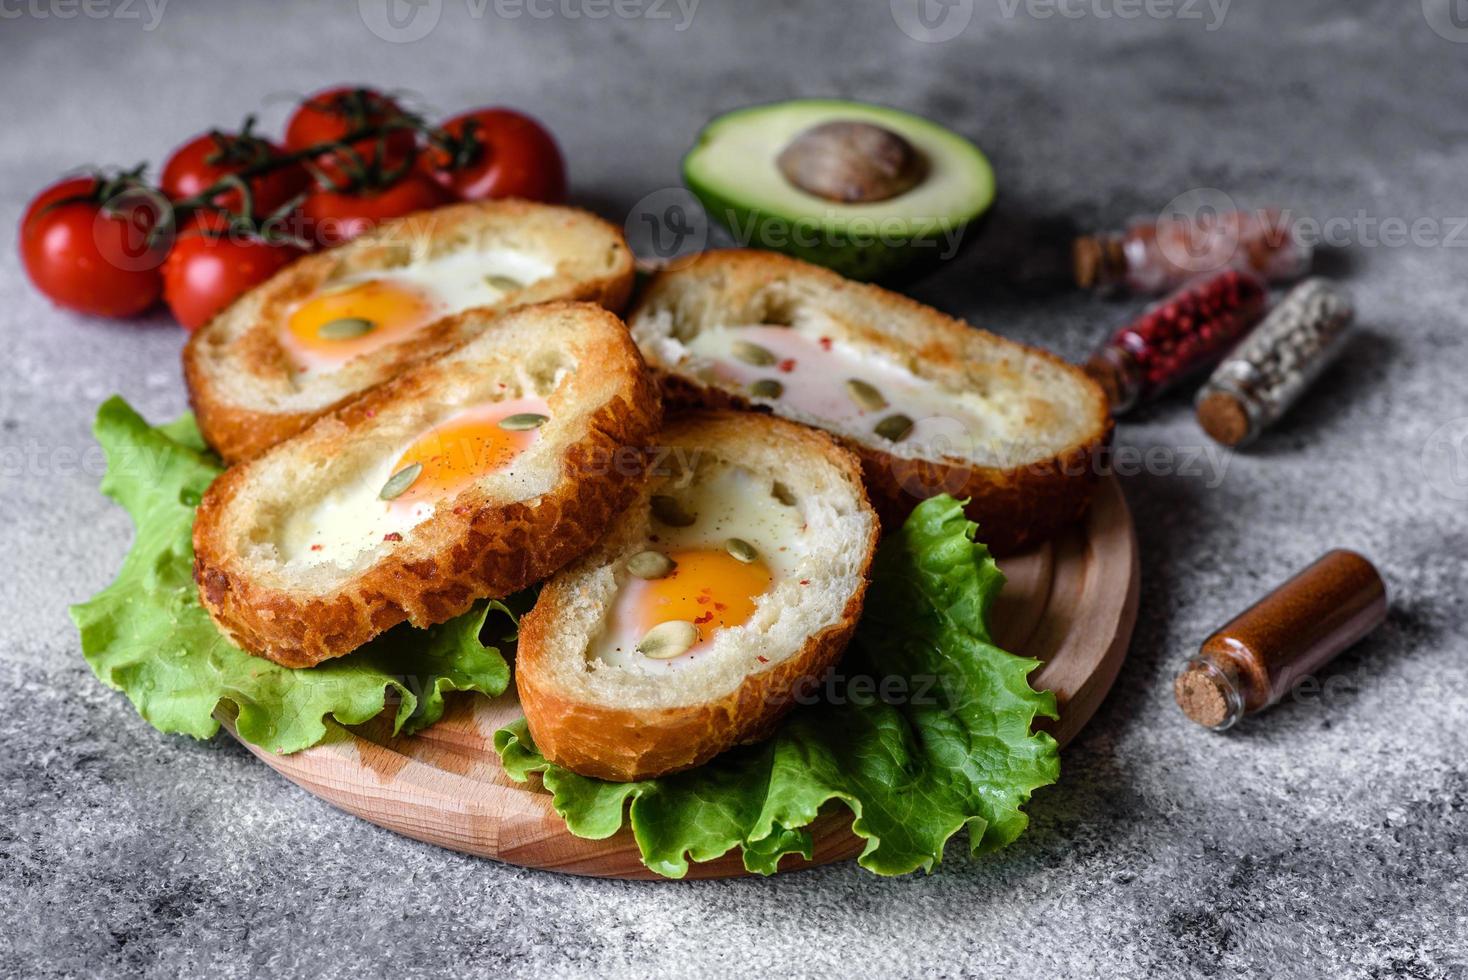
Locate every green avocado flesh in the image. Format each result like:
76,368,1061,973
683,99,996,281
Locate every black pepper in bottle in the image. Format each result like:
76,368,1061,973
1195,278,1355,448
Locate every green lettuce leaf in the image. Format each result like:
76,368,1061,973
70,397,513,756
495,495,1060,877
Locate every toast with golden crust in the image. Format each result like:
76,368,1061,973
193,302,661,668
627,250,1112,554
184,200,635,462
516,411,878,782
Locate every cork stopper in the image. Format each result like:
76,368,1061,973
1197,390,1252,447
1174,656,1245,730
1073,235,1126,291
1083,346,1140,415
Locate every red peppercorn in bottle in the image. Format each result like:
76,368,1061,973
1084,268,1268,414
1074,208,1311,297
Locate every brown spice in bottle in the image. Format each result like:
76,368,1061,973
1175,550,1388,729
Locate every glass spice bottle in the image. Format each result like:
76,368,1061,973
1195,278,1355,448
1084,267,1269,414
1074,208,1312,297
1174,550,1388,731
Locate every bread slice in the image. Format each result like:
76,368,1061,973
184,200,635,462
627,250,1112,554
193,302,661,668
515,411,879,781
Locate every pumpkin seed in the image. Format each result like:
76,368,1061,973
844,378,888,412
378,462,423,500
731,339,777,367
484,274,521,291
650,494,696,527
874,413,914,442
498,413,549,431
770,481,797,507
749,378,784,399
318,316,376,340
637,620,699,659
627,551,676,580
725,538,758,563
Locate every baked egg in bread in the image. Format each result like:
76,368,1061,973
278,249,556,374
628,249,1112,554
515,411,879,782
184,200,635,462
193,302,661,669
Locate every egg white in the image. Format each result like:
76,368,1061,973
685,323,997,456
384,247,556,315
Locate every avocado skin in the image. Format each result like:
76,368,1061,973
687,176,981,282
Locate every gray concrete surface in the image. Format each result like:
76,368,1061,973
2,1,1466,977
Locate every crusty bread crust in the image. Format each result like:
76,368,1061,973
193,303,662,668
184,200,635,462
628,249,1113,555
515,411,879,782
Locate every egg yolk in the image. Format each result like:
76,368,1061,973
387,403,544,506
636,549,773,637
284,279,439,369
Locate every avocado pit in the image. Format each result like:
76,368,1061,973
776,120,927,204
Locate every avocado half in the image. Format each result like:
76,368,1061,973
683,99,995,281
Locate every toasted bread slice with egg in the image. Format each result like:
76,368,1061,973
193,302,661,668
515,411,878,782
628,250,1112,554
184,200,634,462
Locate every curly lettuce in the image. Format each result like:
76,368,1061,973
70,397,513,755
496,495,1060,877
73,398,1059,876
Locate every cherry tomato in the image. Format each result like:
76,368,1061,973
20,177,168,317
301,173,452,249
420,108,566,203
162,216,301,331
286,86,417,187
161,129,307,218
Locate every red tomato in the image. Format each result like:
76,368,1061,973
301,173,452,248
162,218,301,330
286,86,417,187
161,130,307,218
420,108,566,203
19,177,168,317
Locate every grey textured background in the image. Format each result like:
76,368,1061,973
2,1,1466,977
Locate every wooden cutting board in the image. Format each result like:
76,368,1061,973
229,476,1139,880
